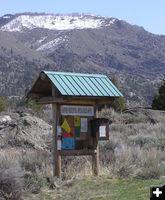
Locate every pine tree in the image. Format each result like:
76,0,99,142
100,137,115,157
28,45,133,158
111,76,125,112
0,96,6,112
152,80,165,110
17,96,43,113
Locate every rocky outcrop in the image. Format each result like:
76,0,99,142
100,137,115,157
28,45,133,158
0,111,52,149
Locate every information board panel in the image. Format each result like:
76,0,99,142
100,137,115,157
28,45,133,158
61,105,94,116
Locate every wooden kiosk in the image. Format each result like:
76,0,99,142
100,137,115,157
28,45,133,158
27,71,123,177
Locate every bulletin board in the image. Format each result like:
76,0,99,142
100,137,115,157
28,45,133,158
59,105,94,150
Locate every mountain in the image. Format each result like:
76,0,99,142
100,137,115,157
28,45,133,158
0,13,117,31
0,13,165,106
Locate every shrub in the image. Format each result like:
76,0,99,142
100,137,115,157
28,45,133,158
111,146,136,178
62,156,92,179
24,173,47,194
0,150,20,170
0,168,23,200
99,139,121,166
136,161,162,179
20,150,51,173
20,150,51,194
128,134,158,149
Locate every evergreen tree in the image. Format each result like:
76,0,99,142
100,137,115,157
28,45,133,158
110,76,125,112
152,80,165,110
17,96,43,113
0,96,6,112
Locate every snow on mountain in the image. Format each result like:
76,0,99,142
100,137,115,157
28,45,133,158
37,36,68,51
36,36,47,45
1,14,116,32
2,15,11,19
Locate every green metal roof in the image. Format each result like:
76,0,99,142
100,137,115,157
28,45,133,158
43,71,123,97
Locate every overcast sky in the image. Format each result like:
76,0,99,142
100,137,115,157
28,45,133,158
0,0,165,35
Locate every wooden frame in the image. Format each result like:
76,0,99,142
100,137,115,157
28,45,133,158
51,87,100,177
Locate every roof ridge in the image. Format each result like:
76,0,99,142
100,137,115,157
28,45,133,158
42,71,106,78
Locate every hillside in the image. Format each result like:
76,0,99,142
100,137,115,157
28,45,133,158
0,13,165,105
0,30,58,96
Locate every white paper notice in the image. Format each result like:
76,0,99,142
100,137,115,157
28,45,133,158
57,126,62,136
57,140,61,150
99,126,106,137
81,118,88,132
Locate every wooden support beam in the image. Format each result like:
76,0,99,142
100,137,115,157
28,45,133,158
38,96,65,104
65,99,96,105
52,87,61,177
92,107,99,176
36,95,114,105
60,149,96,156
96,98,113,105
37,96,97,105
92,147,99,176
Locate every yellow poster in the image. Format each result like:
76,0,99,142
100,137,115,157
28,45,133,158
74,116,80,127
61,118,71,133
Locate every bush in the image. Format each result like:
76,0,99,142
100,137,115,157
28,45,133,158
99,139,120,166
111,146,136,178
128,134,158,149
0,168,23,200
19,150,51,194
24,173,47,194
136,162,162,179
20,150,51,173
62,156,92,179
0,150,20,170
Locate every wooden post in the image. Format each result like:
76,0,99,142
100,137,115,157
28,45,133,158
92,106,99,176
52,87,61,177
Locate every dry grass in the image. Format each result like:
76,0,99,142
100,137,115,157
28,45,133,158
99,108,165,179
0,168,23,200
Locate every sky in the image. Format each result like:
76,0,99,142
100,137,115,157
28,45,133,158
0,0,165,35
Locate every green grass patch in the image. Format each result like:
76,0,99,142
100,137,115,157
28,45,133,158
27,177,165,200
